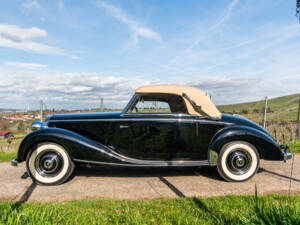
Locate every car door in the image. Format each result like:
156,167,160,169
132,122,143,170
174,118,227,160
107,115,176,160
106,94,179,160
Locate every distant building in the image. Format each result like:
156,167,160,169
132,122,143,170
1,114,38,121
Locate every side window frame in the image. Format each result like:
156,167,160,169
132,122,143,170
123,93,189,116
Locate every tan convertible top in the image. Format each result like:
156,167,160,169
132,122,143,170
136,84,221,119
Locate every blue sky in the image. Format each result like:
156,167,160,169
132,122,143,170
0,0,299,110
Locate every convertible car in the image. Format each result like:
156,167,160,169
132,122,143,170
12,85,291,185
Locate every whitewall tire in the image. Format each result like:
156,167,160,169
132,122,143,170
216,141,259,182
26,142,75,185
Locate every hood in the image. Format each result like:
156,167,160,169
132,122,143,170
221,113,270,136
46,111,122,121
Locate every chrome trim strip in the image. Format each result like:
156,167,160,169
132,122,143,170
11,159,18,167
123,113,192,117
121,93,137,116
49,118,232,125
73,159,210,167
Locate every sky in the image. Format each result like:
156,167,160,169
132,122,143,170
0,0,299,110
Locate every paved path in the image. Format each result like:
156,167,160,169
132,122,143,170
0,156,299,202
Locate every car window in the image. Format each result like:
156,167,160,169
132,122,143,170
133,100,171,113
127,93,188,114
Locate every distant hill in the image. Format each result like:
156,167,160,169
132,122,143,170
217,93,300,123
0,109,17,112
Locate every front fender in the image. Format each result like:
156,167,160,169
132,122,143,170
17,128,117,163
209,125,284,160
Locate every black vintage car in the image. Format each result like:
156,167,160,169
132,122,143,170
12,85,291,185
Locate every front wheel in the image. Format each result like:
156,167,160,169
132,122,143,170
216,141,260,182
26,142,75,185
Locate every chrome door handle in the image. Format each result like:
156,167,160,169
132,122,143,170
120,125,129,129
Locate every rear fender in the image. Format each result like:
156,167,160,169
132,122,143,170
209,125,284,161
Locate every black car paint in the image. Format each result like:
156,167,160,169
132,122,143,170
16,109,285,166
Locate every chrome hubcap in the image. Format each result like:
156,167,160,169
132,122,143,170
227,150,251,175
234,155,246,168
35,151,63,177
43,159,54,169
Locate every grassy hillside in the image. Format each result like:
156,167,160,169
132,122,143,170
217,93,300,124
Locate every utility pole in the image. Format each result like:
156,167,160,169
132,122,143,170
100,98,104,112
40,99,43,122
263,96,268,128
297,97,300,140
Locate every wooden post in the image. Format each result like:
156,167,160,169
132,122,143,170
100,98,104,112
40,99,43,122
274,128,277,142
296,97,300,140
263,96,268,128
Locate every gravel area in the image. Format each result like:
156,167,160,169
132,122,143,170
0,155,299,202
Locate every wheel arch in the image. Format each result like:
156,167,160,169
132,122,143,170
19,139,69,163
209,125,284,161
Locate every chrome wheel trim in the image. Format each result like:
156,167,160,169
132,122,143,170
34,150,64,178
226,150,252,175
221,143,258,181
28,143,70,184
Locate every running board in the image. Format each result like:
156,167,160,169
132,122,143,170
73,159,210,167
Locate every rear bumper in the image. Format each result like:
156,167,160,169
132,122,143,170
280,145,292,161
282,151,292,161
11,158,19,167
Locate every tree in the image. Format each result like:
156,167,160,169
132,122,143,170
0,119,10,131
17,121,25,132
297,0,300,21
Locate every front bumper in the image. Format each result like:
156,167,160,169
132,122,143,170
11,158,19,167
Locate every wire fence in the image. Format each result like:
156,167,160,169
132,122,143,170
0,138,22,153
267,122,298,144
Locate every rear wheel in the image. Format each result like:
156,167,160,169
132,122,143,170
26,142,74,185
216,141,259,182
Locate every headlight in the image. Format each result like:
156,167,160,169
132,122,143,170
32,121,48,130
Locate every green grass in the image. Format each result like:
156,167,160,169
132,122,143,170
217,93,300,123
0,195,299,224
218,93,300,114
290,140,300,154
0,152,17,162
0,138,22,155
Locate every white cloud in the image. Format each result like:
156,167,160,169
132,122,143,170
1,67,297,109
152,0,240,76
22,1,42,10
21,1,42,14
0,70,151,109
57,0,64,10
210,0,240,31
0,24,74,57
186,77,262,104
96,1,161,45
0,36,64,55
0,24,47,42
6,61,47,70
